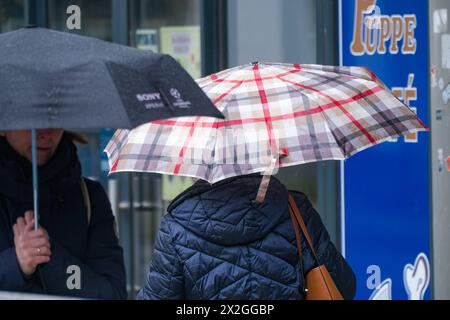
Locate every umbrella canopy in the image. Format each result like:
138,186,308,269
105,62,428,184
0,26,224,131
0,26,224,229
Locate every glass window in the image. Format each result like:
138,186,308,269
129,0,203,209
46,1,113,182
0,0,24,33
227,0,339,241
130,0,202,78
127,0,203,297
48,0,112,41
276,164,319,205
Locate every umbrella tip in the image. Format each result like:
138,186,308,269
251,61,259,66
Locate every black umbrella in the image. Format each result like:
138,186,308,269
0,26,224,229
0,26,224,131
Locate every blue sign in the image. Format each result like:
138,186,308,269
339,0,430,300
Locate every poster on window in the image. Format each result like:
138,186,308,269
160,26,202,79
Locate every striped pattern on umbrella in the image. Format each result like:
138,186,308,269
105,63,428,183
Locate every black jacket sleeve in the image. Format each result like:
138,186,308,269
0,247,32,292
290,191,356,300
40,181,127,299
0,203,35,293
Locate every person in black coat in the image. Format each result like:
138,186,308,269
0,129,126,299
138,174,356,300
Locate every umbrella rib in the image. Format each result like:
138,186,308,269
208,67,302,84
208,79,245,181
171,71,246,179
252,64,277,157
106,129,128,172
297,66,371,82
275,74,378,145
328,75,409,137
211,79,245,105
172,117,200,176
149,87,384,130
171,79,245,178
292,70,408,139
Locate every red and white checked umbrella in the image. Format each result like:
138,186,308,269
105,63,428,186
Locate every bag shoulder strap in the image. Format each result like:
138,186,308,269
288,200,303,261
288,194,321,266
288,197,307,294
80,178,91,226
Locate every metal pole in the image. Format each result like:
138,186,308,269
24,0,36,26
112,0,129,45
128,173,135,298
201,0,228,76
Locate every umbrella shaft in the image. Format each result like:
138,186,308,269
32,129,39,230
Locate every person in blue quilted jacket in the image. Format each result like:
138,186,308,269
137,173,356,300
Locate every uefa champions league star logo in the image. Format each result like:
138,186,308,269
170,88,182,100
169,88,192,109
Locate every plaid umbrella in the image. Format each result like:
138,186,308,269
105,62,428,187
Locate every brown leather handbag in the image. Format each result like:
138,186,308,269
288,195,343,300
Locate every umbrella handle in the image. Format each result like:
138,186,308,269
31,129,39,230
254,174,272,204
253,151,289,204
253,157,278,204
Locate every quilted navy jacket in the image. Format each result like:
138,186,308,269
138,174,356,300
